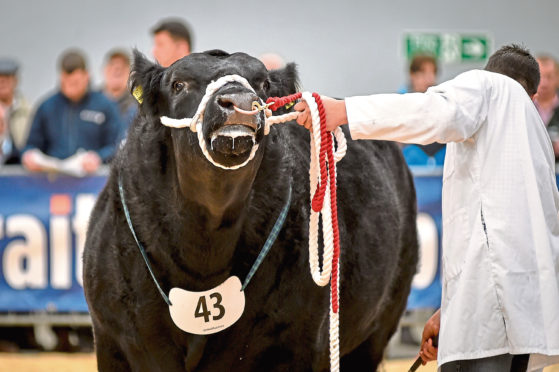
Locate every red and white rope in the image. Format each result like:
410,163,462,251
304,92,340,372
266,92,346,372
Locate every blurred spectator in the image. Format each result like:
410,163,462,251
151,18,193,67
399,54,438,94
101,48,136,134
400,55,445,167
259,52,286,70
0,105,6,163
22,49,122,174
0,57,31,164
535,54,559,160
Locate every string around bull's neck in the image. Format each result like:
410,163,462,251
117,173,292,306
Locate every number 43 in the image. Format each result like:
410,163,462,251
195,293,225,323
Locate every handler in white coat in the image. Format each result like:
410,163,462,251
295,44,559,371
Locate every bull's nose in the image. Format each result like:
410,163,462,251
215,91,261,130
217,92,259,112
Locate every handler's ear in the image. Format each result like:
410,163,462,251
268,63,300,98
129,49,165,112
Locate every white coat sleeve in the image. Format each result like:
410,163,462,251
346,70,490,145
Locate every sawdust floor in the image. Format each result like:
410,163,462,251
0,353,557,372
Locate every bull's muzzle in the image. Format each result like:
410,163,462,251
209,90,263,157
216,92,260,131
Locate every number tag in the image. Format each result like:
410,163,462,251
168,276,245,335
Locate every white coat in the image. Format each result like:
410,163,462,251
345,70,559,370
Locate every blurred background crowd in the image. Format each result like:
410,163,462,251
2,0,559,174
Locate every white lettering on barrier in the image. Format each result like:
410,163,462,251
412,212,439,290
73,194,96,287
2,215,48,289
50,215,71,289
0,193,96,290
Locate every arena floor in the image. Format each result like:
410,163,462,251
0,353,557,372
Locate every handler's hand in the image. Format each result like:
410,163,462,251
419,309,440,365
294,97,348,132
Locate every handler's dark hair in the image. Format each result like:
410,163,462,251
485,44,540,96
152,18,193,50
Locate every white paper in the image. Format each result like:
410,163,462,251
28,149,87,177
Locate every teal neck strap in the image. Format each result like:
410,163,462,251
118,174,292,305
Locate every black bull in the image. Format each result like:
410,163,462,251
83,49,419,371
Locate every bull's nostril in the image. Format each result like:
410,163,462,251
218,98,234,110
217,92,259,111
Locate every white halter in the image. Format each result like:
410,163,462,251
159,74,346,171
160,75,262,170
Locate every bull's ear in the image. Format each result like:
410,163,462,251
268,63,299,97
129,49,164,110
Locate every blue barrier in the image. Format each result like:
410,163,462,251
1,165,553,313
407,167,443,310
0,167,106,312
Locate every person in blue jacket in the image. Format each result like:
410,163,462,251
22,49,122,174
399,54,446,167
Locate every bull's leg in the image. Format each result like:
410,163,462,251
340,335,383,371
341,300,408,371
93,328,132,372
341,296,411,371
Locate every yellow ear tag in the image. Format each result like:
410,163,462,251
133,86,144,104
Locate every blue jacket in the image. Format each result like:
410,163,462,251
25,91,123,161
402,143,446,167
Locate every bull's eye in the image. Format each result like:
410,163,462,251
262,79,270,92
172,81,186,93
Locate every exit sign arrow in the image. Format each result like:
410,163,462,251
461,37,488,61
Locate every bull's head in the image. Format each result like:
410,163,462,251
128,50,298,217
130,50,298,169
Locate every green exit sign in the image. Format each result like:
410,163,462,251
405,32,491,63
461,36,489,61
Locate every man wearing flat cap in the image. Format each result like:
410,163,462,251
0,57,31,164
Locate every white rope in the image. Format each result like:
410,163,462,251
160,75,256,131
158,76,346,371
264,111,298,135
329,270,340,372
159,116,193,128
160,75,261,170
300,92,342,372
302,92,332,286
